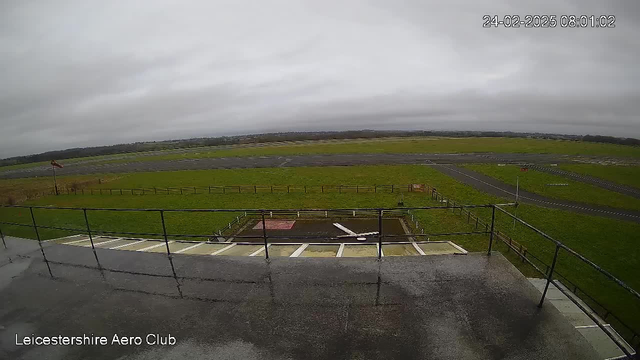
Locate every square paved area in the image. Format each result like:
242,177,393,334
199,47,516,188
0,237,599,360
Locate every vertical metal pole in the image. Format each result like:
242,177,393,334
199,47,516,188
83,209,103,271
208,186,211,194
261,211,269,259
254,186,257,193
160,210,182,297
52,165,59,195
377,209,383,259
539,245,561,307
0,226,7,249
29,207,53,277
487,206,496,255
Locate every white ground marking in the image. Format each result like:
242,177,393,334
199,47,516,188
249,244,270,256
211,243,236,255
138,241,172,252
44,234,84,243
448,241,468,254
333,223,356,235
336,244,345,257
175,242,205,254
110,240,146,249
63,237,93,245
412,243,426,256
290,244,309,257
86,238,123,247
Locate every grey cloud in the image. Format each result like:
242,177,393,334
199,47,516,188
0,0,639,158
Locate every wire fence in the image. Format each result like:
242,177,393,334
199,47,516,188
50,184,433,196
1,193,638,355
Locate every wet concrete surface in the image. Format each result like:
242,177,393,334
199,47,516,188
0,153,610,179
432,164,640,223
0,237,600,359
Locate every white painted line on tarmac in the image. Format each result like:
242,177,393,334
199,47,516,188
412,242,426,256
336,243,345,257
175,242,204,253
575,324,610,329
44,234,84,243
63,237,92,245
211,243,236,255
87,238,123,247
249,244,270,256
448,241,468,254
290,244,309,257
138,241,172,252
110,240,145,249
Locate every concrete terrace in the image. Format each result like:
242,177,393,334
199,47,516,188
0,237,600,360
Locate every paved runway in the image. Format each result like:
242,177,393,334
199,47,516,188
432,164,640,223
0,152,616,179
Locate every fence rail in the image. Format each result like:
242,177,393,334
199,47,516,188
1,201,638,355
48,184,434,196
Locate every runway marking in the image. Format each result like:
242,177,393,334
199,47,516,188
249,245,270,256
63,237,92,245
110,240,146,249
211,243,236,255
138,241,172,252
87,238,123,247
175,242,205,253
336,243,345,257
290,244,309,257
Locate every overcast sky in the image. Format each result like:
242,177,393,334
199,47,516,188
1,0,639,158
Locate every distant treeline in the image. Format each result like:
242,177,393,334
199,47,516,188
1,130,638,167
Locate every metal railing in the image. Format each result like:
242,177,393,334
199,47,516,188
50,184,433,196
0,203,638,357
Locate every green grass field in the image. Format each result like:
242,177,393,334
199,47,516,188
5,137,633,170
559,164,640,189
462,164,640,211
1,164,639,340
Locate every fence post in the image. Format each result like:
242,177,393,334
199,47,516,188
261,211,269,259
29,207,53,278
391,184,394,193
304,185,307,193
155,187,157,194
487,206,496,255
208,186,211,194
322,185,324,193
377,209,383,259
254,186,257,194
0,226,6,249
194,186,196,194
538,244,561,308
160,210,182,297
83,209,103,271
287,185,290,193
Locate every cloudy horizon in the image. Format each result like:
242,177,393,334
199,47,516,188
1,0,639,158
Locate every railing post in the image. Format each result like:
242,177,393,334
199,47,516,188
160,210,182,297
29,207,53,278
539,244,561,308
83,209,103,271
0,225,7,249
377,209,383,259
261,211,269,259
487,205,496,255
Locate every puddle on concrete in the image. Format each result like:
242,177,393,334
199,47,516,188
382,244,419,256
300,245,340,257
341,244,378,257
